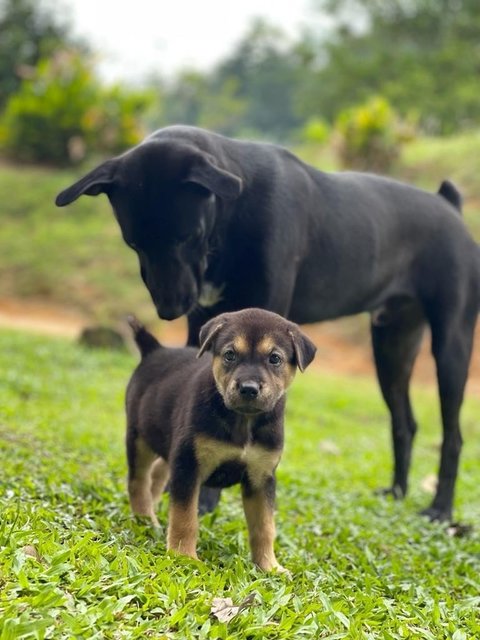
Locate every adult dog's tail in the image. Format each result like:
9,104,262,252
438,180,462,213
127,315,161,358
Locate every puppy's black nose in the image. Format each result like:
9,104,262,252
239,381,259,399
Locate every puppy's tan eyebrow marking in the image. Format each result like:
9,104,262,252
257,336,276,355
233,335,249,353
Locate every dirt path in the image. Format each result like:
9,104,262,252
1,297,478,394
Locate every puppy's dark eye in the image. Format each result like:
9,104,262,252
223,349,236,363
269,353,283,366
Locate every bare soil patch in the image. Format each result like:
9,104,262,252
1,296,478,394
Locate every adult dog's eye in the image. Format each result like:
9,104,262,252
175,235,189,246
223,349,236,363
269,353,283,366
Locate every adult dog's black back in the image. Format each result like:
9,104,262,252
56,125,480,522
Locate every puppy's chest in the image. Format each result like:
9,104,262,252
194,434,281,490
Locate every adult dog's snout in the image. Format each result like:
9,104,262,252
141,270,197,320
139,257,199,321
153,294,195,321
155,304,186,321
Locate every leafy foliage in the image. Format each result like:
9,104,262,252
153,1,480,140
300,118,330,145
0,51,153,165
160,71,247,136
306,0,480,134
2,1,480,158
0,0,84,109
334,96,412,172
160,20,306,140
212,20,305,139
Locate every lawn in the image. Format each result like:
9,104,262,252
1,329,479,639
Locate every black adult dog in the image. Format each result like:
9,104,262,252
56,125,480,522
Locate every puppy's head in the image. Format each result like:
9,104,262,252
198,309,316,415
55,130,243,321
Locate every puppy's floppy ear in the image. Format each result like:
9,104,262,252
197,318,226,358
184,154,242,200
288,327,316,372
55,159,117,206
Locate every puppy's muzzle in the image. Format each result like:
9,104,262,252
224,378,275,415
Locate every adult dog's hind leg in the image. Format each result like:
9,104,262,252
371,303,425,499
423,305,477,521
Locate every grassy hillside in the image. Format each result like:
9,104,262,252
1,329,479,638
0,131,479,324
0,163,154,323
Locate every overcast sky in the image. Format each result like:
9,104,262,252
60,0,320,83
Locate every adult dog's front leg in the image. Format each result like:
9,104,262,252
167,447,201,559
242,475,284,572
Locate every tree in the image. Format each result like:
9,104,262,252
0,0,85,108
0,51,152,165
212,19,305,139
300,0,480,133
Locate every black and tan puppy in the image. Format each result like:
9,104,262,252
125,308,316,571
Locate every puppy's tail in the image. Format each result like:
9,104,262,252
127,315,161,358
438,180,462,214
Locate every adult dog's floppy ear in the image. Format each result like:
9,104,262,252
288,327,317,373
197,318,226,358
185,154,242,200
55,159,117,206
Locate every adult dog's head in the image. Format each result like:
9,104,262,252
56,133,243,320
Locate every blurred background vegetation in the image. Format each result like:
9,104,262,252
0,0,479,325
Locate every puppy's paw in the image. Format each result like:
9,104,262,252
254,557,290,576
167,547,201,562
132,511,162,533
272,564,292,578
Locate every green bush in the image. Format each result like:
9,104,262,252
299,116,330,144
0,51,153,165
334,96,414,173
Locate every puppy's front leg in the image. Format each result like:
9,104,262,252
167,446,201,560
242,475,284,572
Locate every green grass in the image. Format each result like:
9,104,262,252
398,131,480,237
1,130,479,324
0,163,154,323
1,329,479,639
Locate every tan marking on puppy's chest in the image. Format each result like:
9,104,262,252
194,434,281,489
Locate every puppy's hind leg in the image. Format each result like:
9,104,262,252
167,446,201,559
126,433,160,528
150,457,170,507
